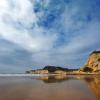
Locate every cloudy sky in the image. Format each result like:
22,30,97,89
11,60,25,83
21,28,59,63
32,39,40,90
0,0,100,73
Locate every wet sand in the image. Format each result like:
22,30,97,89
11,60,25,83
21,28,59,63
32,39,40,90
0,75,100,100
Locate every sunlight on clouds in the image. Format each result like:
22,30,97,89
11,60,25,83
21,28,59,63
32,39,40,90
0,0,57,52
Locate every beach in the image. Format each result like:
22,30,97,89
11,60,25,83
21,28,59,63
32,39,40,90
0,74,100,100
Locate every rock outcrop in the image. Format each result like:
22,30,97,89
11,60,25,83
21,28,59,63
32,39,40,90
43,66,69,73
83,51,100,72
26,66,70,74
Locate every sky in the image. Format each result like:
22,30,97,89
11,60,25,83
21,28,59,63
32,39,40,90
0,0,100,73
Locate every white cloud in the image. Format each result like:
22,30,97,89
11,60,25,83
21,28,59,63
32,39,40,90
55,21,100,57
0,0,57,52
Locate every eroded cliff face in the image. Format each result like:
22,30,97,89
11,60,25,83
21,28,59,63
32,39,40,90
84,51,100,72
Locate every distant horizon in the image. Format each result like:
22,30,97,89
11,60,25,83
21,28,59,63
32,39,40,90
0,65,80,74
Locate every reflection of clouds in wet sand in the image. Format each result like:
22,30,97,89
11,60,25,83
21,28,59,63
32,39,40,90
0,76,99,100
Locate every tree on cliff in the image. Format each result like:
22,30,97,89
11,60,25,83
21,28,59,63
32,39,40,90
43,66,69,72
83,67,93,72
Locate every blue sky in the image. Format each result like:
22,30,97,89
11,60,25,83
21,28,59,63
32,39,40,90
0,0,100,73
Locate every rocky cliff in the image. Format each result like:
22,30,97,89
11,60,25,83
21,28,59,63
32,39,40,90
83,51,100,72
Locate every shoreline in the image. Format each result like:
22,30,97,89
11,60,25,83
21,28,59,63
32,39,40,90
0,73,100,77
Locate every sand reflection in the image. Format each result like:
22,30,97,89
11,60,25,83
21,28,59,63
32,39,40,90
0,75,100,100
84,76,100,100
